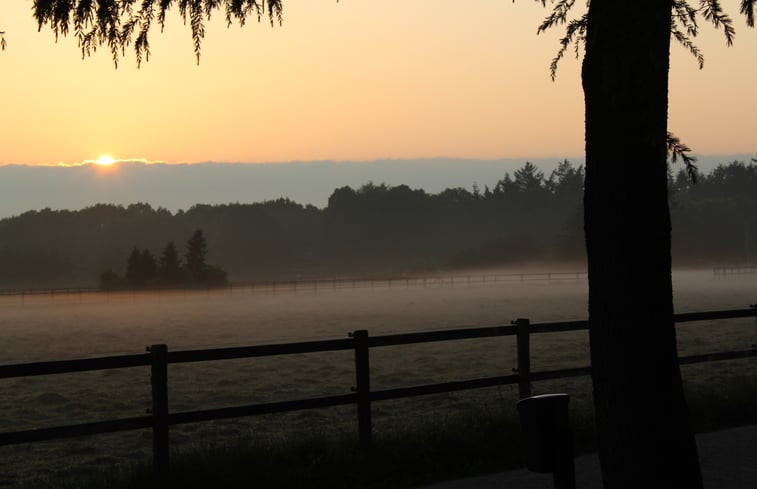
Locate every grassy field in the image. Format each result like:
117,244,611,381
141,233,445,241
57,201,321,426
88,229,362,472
0,269,755,487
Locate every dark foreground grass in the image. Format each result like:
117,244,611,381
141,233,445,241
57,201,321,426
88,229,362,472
14,374,757,489
14,399,597,489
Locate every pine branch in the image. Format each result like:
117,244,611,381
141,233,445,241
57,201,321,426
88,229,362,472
32,0,283,67
158,0,172,30
548,15,587,81
667,132,699,183
537,0,576,34
533,0,754,83
534,0,585,81
700,0,736,45
672,25,704,68
132,1,156,67
741,0,756,27
673,1,699,37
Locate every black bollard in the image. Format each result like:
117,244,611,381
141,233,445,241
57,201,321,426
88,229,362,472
516,393,575,489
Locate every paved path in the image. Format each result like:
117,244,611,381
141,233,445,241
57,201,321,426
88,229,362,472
420,425,757,489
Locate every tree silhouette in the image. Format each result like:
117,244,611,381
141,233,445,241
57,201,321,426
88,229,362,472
534,1,754,486
512,161,545,195
126,246,157,286
103,234,227,289
185,229,209,283
30,0,283,67
140,248,157,283
25,0,757,485
547,160,584,198
125,246,143,286
158,241,183,285
99,269,122,290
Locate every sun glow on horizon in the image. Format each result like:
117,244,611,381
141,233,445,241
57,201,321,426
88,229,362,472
95,155,116,166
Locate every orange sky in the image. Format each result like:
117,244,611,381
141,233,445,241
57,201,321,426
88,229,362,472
1,1,755,166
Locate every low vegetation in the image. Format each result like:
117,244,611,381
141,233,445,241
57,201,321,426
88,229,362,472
10,401,581,489
13,373,757,489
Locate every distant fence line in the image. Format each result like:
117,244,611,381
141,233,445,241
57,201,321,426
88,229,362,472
713,265,757,276
0,306,755,485
0,271,588,304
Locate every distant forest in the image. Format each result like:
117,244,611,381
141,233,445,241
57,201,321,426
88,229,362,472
0,160,754,287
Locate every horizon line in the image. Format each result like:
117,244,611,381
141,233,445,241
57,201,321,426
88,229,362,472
2,152,756,168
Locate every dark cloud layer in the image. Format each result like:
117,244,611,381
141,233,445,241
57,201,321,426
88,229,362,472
0,156,745,218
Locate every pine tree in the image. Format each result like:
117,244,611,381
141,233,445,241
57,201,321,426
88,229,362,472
125,246,142,287
139,248,157,285
158,241,183,285
185,229,208,283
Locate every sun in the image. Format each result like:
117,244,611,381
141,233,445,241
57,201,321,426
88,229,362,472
95,154,116,166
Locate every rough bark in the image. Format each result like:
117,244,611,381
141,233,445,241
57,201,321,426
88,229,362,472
582,1,702,488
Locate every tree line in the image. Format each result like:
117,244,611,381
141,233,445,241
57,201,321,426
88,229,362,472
0,160,753,287
99,229,227,290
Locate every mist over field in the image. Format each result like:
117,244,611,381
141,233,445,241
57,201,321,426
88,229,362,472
0,156,746,218
0,269,753,363
0,270,755,486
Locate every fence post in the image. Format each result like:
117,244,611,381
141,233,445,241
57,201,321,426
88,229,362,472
515,318,532,399
149,344,169,484
351,330,372,448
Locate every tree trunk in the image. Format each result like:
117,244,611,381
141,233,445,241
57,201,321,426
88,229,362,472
581,1,702,488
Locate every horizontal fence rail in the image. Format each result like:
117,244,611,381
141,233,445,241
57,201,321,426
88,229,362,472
0,354,151,379
1,306,755,481
713,265,757,275
0,271,588,303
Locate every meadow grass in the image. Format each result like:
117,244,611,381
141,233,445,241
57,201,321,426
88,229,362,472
13,371,757,489
2,271,754,487
10,401,548,489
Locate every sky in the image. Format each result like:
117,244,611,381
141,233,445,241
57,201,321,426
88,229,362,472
1,1,756,167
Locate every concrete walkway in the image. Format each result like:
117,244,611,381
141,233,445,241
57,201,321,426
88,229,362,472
420,425,757,489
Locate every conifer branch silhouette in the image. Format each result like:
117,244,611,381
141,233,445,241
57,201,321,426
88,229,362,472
31,0,283,67
667,132,699,183
534,0,745,77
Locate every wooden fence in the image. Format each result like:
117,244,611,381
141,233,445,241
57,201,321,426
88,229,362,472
713,265,757,276
1,306,755,482
0,270,587,304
